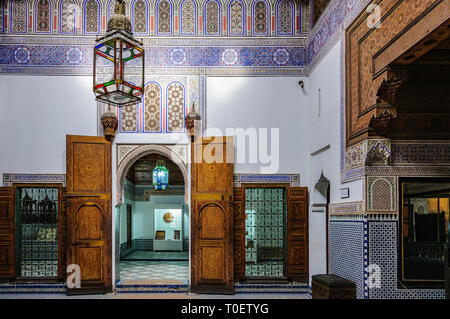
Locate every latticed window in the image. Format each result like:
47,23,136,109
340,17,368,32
60,0,76,33
253,0,268,35
205,0,220,35
10,0,27,33
166,82,185,133
36,0,51,32
16,188,59,278
277,0,293,35
229,0,244,35
143,82,162,133
84,0,100,34
245,188,286,277
157,0,172,34
181,0,196,35
133,0,148,34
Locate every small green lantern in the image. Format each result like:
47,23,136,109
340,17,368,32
152,159,169,190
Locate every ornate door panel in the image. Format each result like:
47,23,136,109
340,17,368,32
191,136,234,294
66,135,112,295
232,187,245,281
286,187,308,281
0,187,14,279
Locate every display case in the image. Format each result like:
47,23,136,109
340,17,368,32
153,208,183,251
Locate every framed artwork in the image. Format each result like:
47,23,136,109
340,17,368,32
155,230,165,240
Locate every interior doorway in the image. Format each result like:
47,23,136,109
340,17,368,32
244,187,287,278
117,152,189,284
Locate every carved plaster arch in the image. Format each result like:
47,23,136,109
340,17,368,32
116,144,189,205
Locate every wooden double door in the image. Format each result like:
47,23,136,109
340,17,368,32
0,134,308,294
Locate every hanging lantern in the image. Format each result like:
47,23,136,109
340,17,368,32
185,103,202,142
152,159,169,190
93,0,144,107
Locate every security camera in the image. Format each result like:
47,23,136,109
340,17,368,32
298,81,304,88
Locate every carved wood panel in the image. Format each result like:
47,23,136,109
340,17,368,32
191,136,234,294
66,135,112,295
0,187,14,279
286,187,308,281
345,0,449,145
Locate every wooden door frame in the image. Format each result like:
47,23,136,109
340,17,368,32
11,183,66,282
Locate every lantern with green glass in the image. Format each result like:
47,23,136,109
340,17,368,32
153,159,169,190
93,0,144,107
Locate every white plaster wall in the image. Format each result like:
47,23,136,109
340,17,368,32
0,75,97,179
306,38,364,282
206,76,309,179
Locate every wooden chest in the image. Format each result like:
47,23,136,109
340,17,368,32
311,274,356,299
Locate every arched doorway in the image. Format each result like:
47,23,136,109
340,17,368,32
115,146,190,285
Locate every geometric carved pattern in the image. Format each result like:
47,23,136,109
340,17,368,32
229,0,244,35
143,82,162,133
60,0,76,33
10,0,27,33
166,82,185,133
253,0,268,35
200,205,224,240
36,0,51,33
120,104,138,132
276,0,293,35
84,0,100,34
72,142,106,192
205,0,220,35
133,0,148,34
181,0,196,35
367,176,396,212
300,0,309,33
157,0,172,34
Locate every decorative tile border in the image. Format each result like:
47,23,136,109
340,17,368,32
329,201,364,215
3,173,66,187
234,173,300,187
0,36,308,76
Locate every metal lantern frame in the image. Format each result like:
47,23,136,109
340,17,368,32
93,7,144,107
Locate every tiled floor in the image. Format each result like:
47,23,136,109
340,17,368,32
122,251,188,261
119,261,189,282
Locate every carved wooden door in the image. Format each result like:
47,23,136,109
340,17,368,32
65,135,112,295
0,187,14,280
286,187,309,281
191,136,234,294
